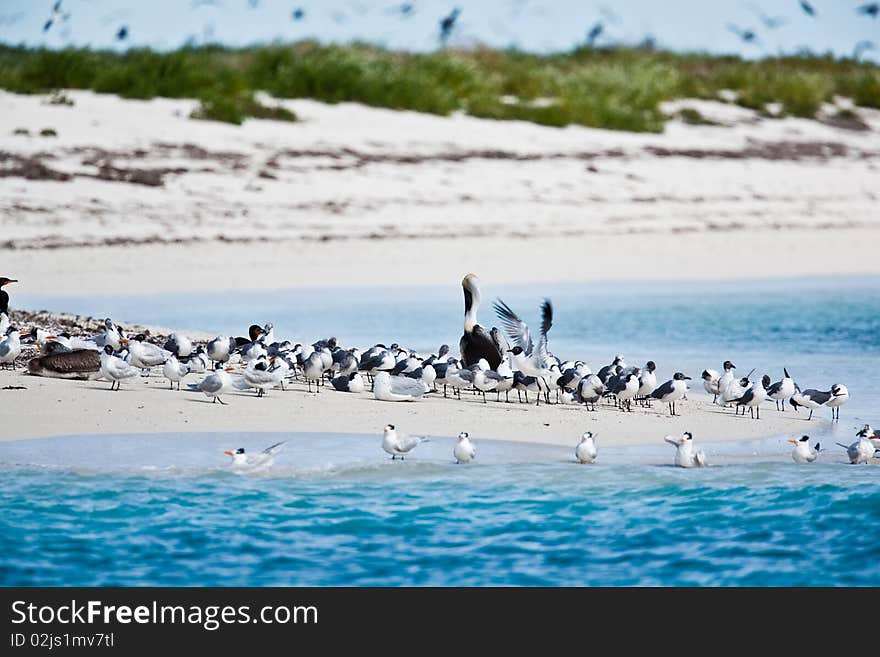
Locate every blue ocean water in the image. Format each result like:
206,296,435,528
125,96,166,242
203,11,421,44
5,276,880,586
1,432,879,587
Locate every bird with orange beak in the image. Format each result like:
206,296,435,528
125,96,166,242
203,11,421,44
0,325,27,369
788,435,820,464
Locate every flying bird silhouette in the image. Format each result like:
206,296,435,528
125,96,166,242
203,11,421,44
799,1,816,17
439,7,461,45
748,4,786,29
727,23,758,43
586,22,604,46
857,3,879,18
116,25,129,41
292,7,305,21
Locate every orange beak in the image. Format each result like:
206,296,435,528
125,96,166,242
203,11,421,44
223,450,233,456
18,329,29,336
225,367,235,372
787,439,798,444
45,335,57,340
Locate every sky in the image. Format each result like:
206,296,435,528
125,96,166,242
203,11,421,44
0,0,877,61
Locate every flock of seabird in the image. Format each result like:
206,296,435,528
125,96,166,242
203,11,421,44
0,273,875,466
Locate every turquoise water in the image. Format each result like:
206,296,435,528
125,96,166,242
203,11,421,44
5,276,880,586
1,432,879,587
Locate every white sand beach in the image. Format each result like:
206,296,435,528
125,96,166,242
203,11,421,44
2,90,880,296
1,90,874,448
0,365,811,446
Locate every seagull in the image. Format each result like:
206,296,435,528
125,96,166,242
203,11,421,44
575,373,604,410
789,435,820,464
575,432,598,464
720,372,754,412
373,371,427,401
453,431,476,463
767,368,795,411
242,357,283,397
125,334,171,370
301,351,325,392
459,274,503,369
95,318,127,351
42,1,68,33
651,372,692,416
188,362,236,404
597,355,625,384
726,23,758,44
836,427,875,464
382,424,429,459
0,326,25,369
207,335,236,365
163,354,190,390
824,384,848,420
715,360,737,401
224,441,286,468
494,298,554,405
611,371,640,411
116,25,129,40
664,431,707,468
473,359,502,403
732,374,768,419
701,369,720,402
99,345,140,390
331,371,365,393
790,385,831,420
799,1,816,17
636,361,657,404
163,333,193,359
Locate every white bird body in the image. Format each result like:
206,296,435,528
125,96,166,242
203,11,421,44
0,328,23,367
189,365,235,404
838,428,875,464
575,432,598,464
301,352,325,392
242,358,283,396
637,363,657,399
206,335,234,364
224,441,285,469
665,432,707,468
789,436,819,464
453,432,476,463
126,336,171,369
163,355,190,390
702,368,720,396
373,372,426,401
164,333,193,359
382,425,428,458
99,345,140,389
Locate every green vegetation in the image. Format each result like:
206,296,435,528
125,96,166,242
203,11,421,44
0,42,877,132
39,127,58,137
12,127,29,135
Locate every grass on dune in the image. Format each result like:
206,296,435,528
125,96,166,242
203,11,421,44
0,42,878,132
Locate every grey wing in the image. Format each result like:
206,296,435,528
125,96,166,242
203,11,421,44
199,374,223,393
261,441,286,455
492,299,532,353
397,434,423,453
389,375,426,396
651,380,674,399
459,369,475,383
484,370,503,382
0,342,9,357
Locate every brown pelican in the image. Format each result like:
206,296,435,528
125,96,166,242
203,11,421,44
27,343,101,379
459,274,503,369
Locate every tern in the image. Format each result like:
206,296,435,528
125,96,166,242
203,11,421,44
382,424,429,459
788,435,820,464
162,354,190,390
0,326,25,369
575,432,598,464
224,441,286,468
664,431,707,468
837,427,875,464
188,363,236,404
453,431,476,463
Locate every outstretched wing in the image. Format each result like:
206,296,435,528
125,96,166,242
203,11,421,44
261,441,286,455
493,299,532,353
534,299,553,363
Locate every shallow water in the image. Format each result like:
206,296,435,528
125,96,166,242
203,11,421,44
1,432,878,587
7,276,880,586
